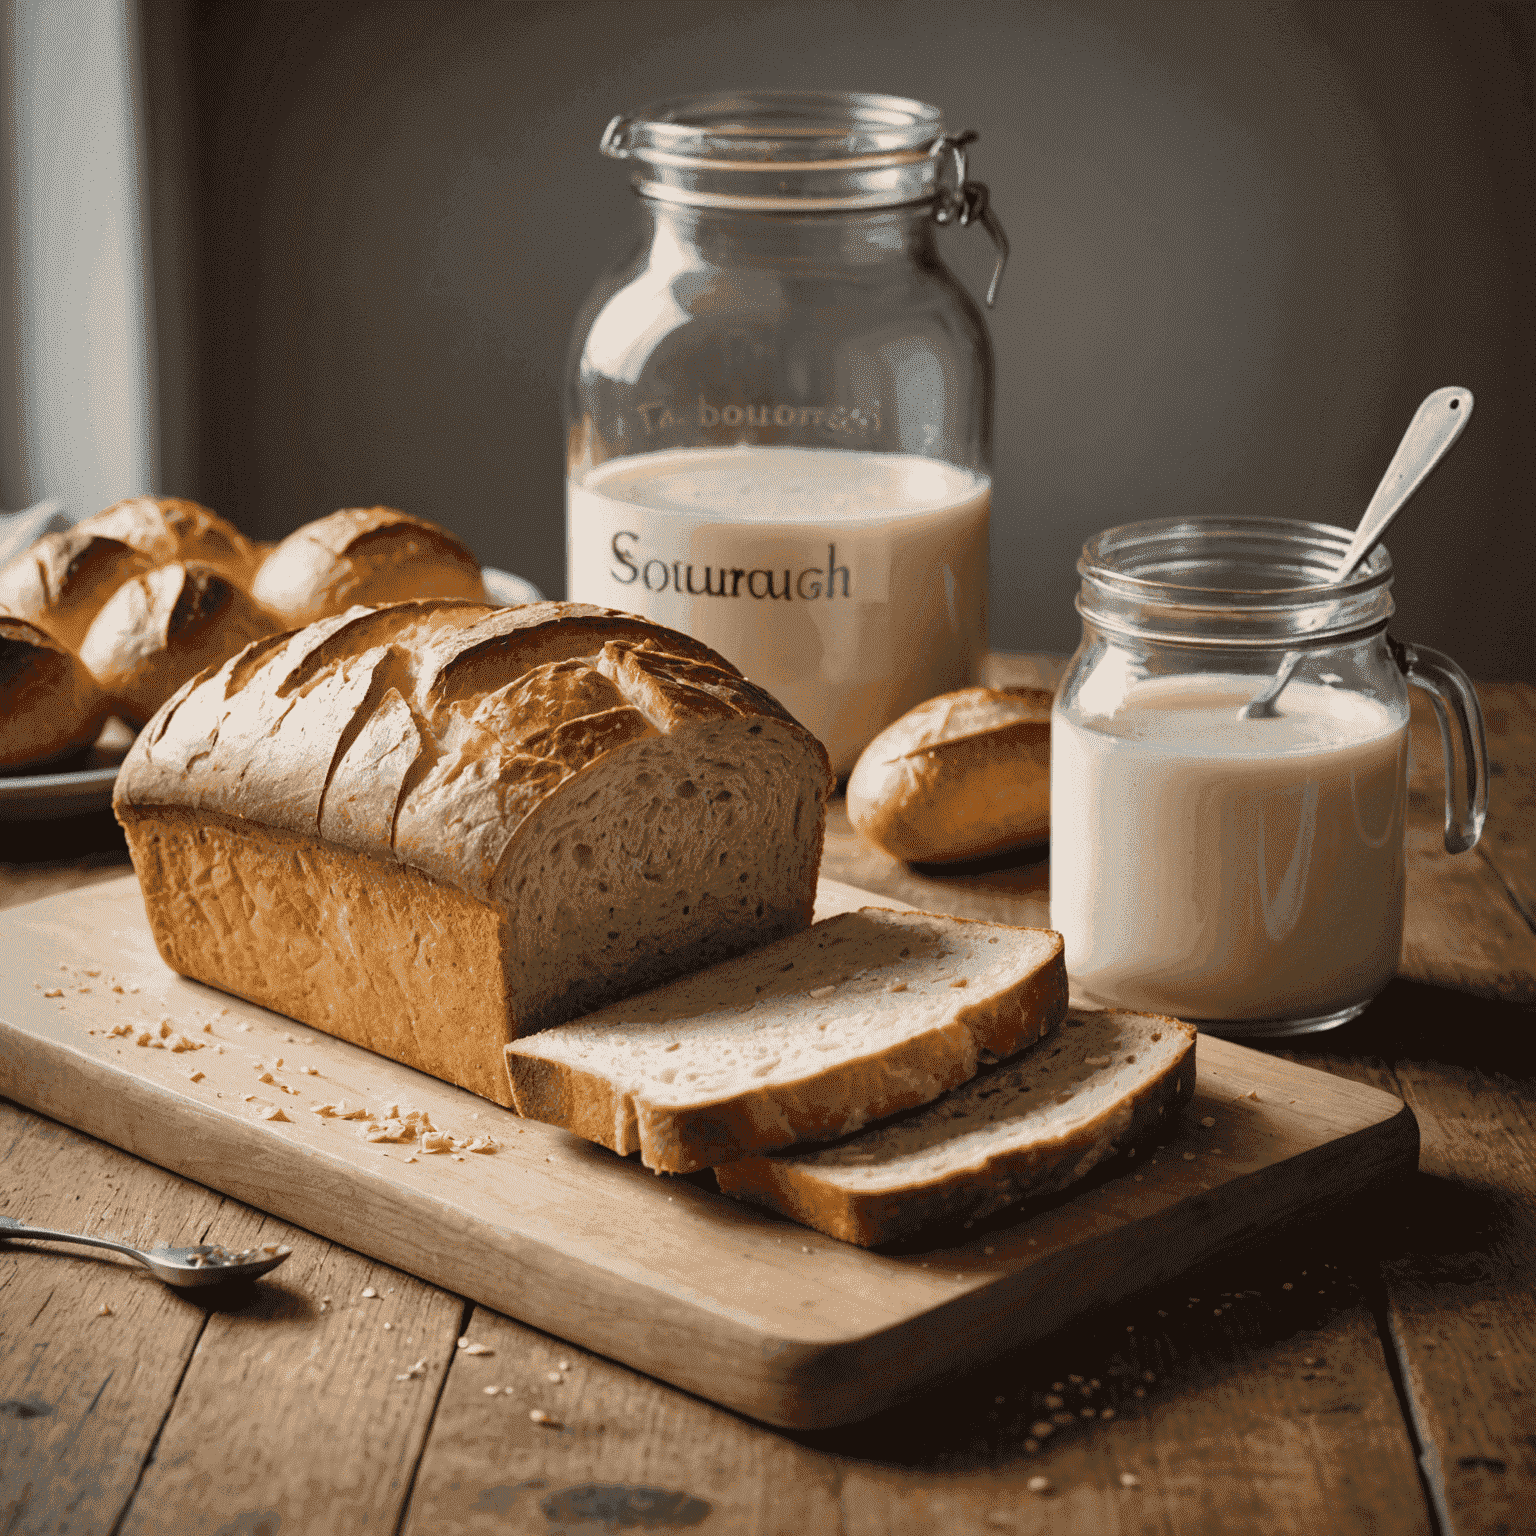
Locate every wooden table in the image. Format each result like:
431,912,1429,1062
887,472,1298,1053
2,656,1532,1536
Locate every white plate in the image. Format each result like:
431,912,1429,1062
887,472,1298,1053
0,719,136,821
482,567,545,606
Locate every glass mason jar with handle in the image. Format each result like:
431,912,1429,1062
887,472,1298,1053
1050,517,1488,1038
565,90,1006,775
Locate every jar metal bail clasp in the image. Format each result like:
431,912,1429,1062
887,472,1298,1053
931,130,1010,307
600,116,635,159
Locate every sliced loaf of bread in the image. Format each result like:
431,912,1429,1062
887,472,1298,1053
504,908,1067,1174
714,1008,1196,1246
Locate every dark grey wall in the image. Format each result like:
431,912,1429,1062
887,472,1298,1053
157,0,1534,679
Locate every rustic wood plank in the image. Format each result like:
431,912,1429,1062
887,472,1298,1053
114,1240,466,1536
397,1242,1431,1536
815,1233,1431,1536
0,875,1420,1431
1377,1052,1536,1536
1400,821,1536,1004
1476,681,1536,934
398,1305,843,1536
1397,684,1536,1001
1298,980,1536,1536
1390,678,1536,1533
0,1099,215,1536
1274,965,1536,1536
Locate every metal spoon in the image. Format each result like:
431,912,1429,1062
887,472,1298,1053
1240,386,1474,720
0,1215,293,1291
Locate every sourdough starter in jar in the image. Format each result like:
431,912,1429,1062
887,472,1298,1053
568,446,990,773
1050,676,1408,1022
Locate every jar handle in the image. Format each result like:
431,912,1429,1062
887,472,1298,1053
1389,635,1489,854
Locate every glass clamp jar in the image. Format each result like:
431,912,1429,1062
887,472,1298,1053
566,90,1008,775
1050,517,1488,1038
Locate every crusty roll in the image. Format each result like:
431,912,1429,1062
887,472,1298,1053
79,497,260,585
114,600,833,1106
0,614,111,771
0,530,156,651
847,685,1052,864
78,561,278,727
252,507,486,626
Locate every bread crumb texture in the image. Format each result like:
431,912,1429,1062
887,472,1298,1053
114,601,831,1106
715,1008,1196,1245
506,908,1067,1173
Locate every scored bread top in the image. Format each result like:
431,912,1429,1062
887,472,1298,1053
79,561,278,726
0,530,156,651
115,598,831,901
78,497,259,584
847,685,1053,864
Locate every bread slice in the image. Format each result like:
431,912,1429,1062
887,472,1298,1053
504,909,1067,1174
714,1008,1196,1246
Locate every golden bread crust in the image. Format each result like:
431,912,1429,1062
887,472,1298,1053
117,805,518,1103
114,599,833,1093
0,614,110,770
78,561,278,726
0,530,155,651
252,507,487,625
847,686,1052,863
78,497,260,584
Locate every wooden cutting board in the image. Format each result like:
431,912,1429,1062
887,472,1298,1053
0,875,1416,1429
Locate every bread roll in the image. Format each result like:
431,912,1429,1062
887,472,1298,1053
847,686,1052,864
79,497,259,584
0,614,111,771
79,561,278,727
0,530,155,651
114,600,832,1105
252,507,486,626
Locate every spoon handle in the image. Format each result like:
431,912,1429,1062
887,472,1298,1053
1338,387,1473,581
0,1215,147,1265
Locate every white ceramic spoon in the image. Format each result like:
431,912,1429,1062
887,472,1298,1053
1240,385,1473,720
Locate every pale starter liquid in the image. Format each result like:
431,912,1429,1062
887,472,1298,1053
1050,676,1408,1022
567,446,990,773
